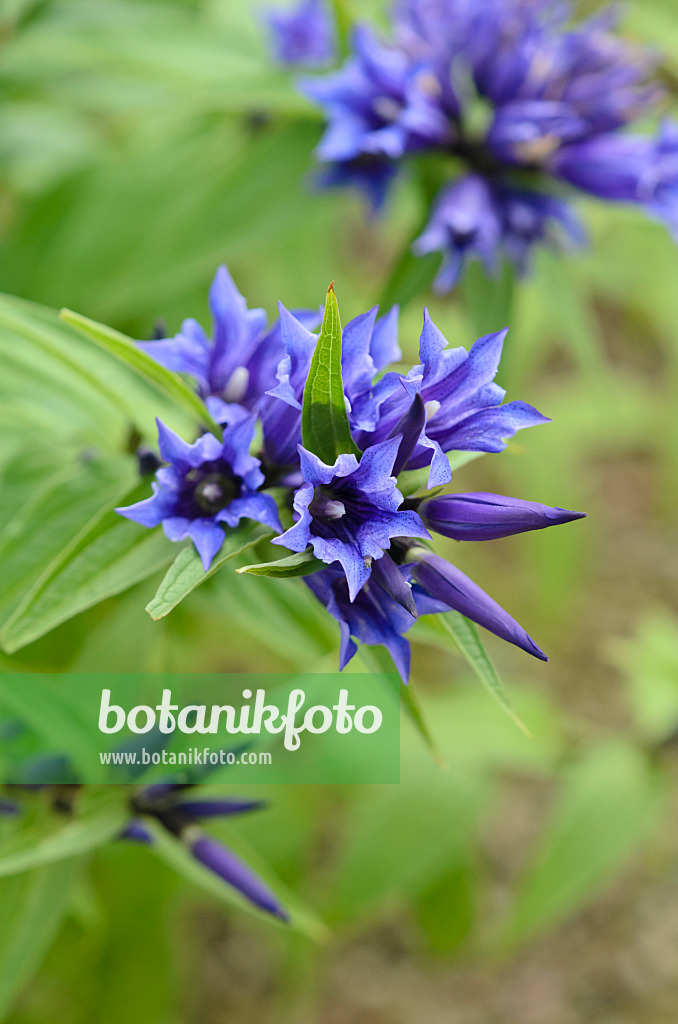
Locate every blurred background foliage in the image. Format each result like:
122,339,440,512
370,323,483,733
0,0,678,1021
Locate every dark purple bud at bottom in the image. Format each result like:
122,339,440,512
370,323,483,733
419,492,586,541
0,798,21,816
190,833,289,921
410,549,547,661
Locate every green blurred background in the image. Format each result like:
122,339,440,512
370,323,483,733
1,0,678,1021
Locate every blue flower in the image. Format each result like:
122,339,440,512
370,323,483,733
552,121,678,237
272,439,429,600
266,0,337,68
351,309,549,487
302,0,678,285
413,175,585,288
137,265,319,426
305,563,417,681
116,418,282,570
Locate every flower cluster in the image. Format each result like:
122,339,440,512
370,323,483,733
119,266,585,681
292,0,678,288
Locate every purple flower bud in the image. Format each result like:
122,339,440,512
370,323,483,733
410,549,547,661
190,834,289,921
121,821,153,844
419,492,586,541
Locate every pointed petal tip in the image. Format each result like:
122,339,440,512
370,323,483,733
526,635,549,662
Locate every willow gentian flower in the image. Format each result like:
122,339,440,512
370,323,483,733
305,564,417,681
266,0,337,68
351,309,548,487
137,265,319,425
273,438,429,600
116,418,281,570
125,785,288,920
301,0,678,287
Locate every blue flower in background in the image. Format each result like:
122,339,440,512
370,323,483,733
116,418,281,570
273,439,429,600
125,786,288,920
266,0,337,68
301,0,678,286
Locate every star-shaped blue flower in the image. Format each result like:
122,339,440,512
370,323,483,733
137,265,319,427
352,309,549,487
273,438,429,600
116,418,282,570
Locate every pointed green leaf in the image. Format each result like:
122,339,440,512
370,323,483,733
0,481,176,653
301,284,359,464
60,307,221,436
145,523,273,620
0,797,127,879
437,612,530,736
237,549,324,579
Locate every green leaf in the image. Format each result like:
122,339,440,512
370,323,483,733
145,523,273,620
416,862,475,955
0,456,133,629
301,283,359,464
142,819,328,941
497,742,666,949
460,260,515,340
398,450,486,496
0,674,104,781
237,549,324,579
0,796,127,880
436,612,530,736
0,860,80,1020
0,482,176,653
60,308,221,436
